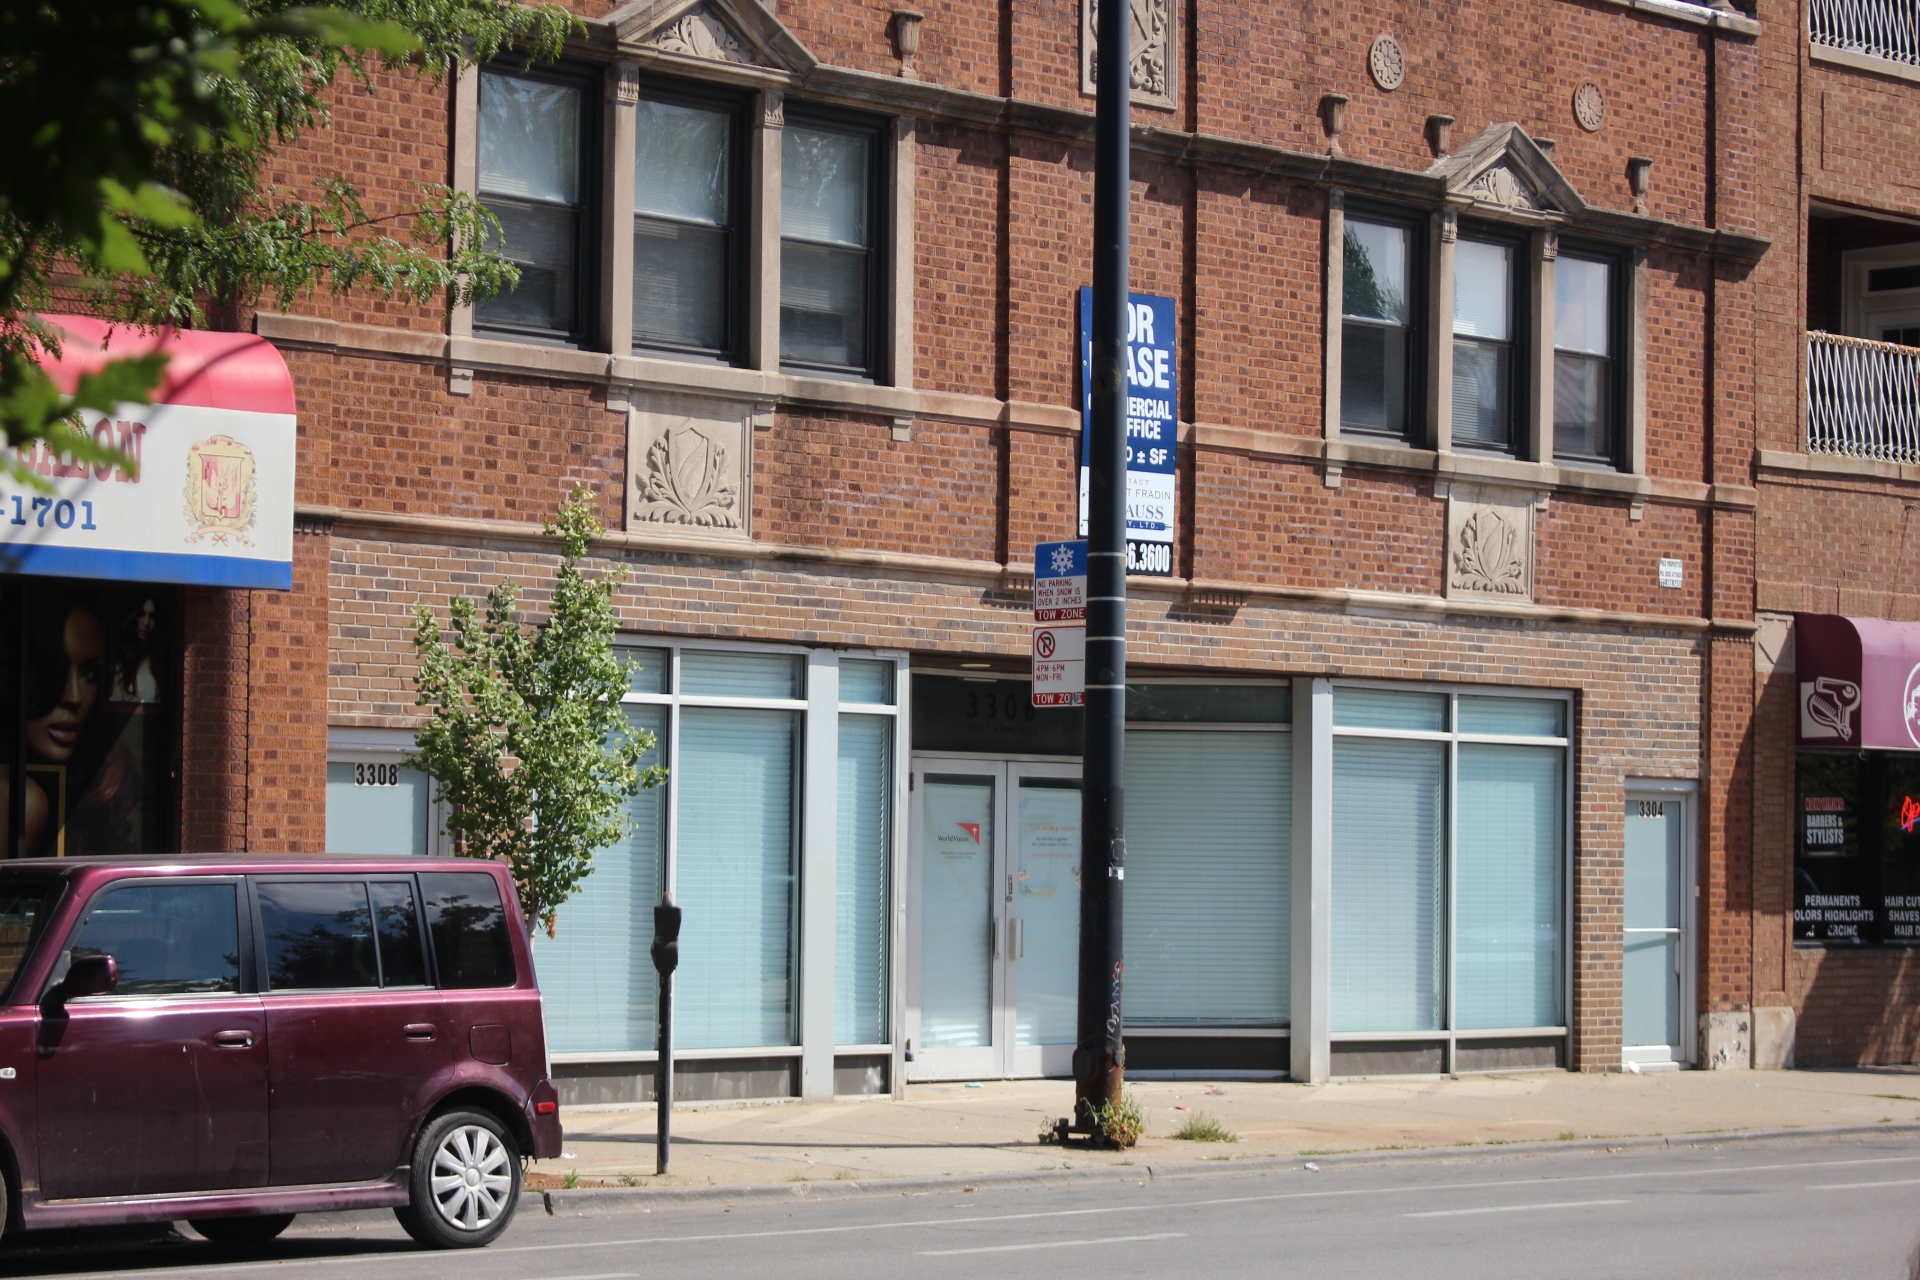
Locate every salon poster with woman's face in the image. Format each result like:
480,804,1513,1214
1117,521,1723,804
2,584,171,858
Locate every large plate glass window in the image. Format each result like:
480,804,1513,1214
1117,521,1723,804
1553,245,1621,466
1794,750,1920,947
1124,685,1292,1030
1453,232,1525,454
1342,212,1422,442
1329,687,1570,1071
781,112,883,377
475,65,597,345
633,84,745,360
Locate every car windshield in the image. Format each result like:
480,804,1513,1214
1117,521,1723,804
0,878,60,999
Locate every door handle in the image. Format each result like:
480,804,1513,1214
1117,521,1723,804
990,919,999,960
1012,918,1024,959
212,1030,254,1049
404,1024,437,1042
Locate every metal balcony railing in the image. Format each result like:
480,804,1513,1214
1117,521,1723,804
1810,0,1920,66
1807,331,1920,464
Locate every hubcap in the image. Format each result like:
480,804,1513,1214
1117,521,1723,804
429,1124,512,1231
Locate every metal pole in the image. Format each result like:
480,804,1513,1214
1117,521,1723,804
651,896,681,1176
1074,0,1129,1138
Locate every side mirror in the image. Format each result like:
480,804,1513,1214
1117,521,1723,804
47,955,117,1008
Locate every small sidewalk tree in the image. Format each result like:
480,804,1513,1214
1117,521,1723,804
410,489,665,937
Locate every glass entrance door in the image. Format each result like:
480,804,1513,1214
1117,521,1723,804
908,758,1081,1080
1623,794,1691,1068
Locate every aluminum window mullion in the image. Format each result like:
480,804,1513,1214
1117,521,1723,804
1445,700,1459,1073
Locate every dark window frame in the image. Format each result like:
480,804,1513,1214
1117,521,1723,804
473,60,603,351
1451,221,1531,458
631,75,752,365
778,105,890,383
1339,202,1428,446
1551,239,1630,470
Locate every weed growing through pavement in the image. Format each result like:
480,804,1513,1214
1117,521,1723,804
562,1170,580,1190
618,1174,643,1187
1558,1131,1577,1141
1172,1111,1238,1143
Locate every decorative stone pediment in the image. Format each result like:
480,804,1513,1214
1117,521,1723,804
1443,483,1537,602
1433,123,1585,221
606,0,817,75
626,395,766,538
1081,0,1176,111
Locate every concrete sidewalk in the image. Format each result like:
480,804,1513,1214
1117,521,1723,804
527,1067,1920,1191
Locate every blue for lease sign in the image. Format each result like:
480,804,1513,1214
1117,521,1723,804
1078,287,1176,576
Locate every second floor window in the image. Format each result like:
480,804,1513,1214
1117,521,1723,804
1342,216,1419,441
1453,234,1524,454
633,90,743,360
781,115,881,377
476,66,597,346
1553,249,1618,465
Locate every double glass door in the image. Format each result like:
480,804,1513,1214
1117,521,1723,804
909,758,1081,1080
1623,794,1692,1068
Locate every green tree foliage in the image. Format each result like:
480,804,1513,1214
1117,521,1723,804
0,0,577,487
410,491,666,937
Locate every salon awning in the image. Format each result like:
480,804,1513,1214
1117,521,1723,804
10,315,296,590
1795,614,1920,750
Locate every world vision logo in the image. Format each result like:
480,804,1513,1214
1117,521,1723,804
933,820,983,857
957,823,980,842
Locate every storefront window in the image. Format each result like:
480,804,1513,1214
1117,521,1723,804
537,645,897,1059
1125,719,1292,1028
1330,685,1569,1038
2,580,175,858
1794,749,1920,946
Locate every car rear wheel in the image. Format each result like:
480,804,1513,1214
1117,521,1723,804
189,1214,295,1246
395,1109,521,1250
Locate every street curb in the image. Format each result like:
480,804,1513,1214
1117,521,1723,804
524,1120,1920,1214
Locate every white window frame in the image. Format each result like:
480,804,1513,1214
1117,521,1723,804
1325,681,1575,1076
546,637,908,1103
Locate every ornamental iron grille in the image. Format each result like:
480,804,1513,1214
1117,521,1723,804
1810,0,1920,66
1806,331,1920,465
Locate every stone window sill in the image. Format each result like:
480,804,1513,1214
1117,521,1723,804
1756,447,1920,485
1583,0,1759,35
1810,43,1920,83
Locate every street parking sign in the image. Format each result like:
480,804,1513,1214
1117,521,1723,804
1032,625,1085,706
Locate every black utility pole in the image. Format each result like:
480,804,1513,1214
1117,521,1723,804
650,895,681,1175
1074,0,1130,1136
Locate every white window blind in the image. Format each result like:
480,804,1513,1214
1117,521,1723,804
1012,780,1081,1046
1455,744,1563,1029
918,777,994,1048
1331,737,1445,1033
677,707,798,1048
534,705,665,1052
1124,730,1291,1027
325,762,430,855
836,715,891,1045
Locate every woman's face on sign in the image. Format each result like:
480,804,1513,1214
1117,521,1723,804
26,608,105,763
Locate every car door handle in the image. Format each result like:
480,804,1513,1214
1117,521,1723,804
404,1024,437,1042
213,1030,254,1049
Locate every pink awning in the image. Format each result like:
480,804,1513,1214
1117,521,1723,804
1796,614,1920,750
34,315,295,415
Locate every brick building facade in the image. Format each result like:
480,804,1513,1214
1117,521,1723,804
11,0,1918,1096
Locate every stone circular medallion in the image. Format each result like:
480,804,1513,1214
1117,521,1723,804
1368,35,1405,92
1573,81,1606,132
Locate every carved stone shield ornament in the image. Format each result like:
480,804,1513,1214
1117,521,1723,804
627,397,757,536
1573,81,1606,133
1081,0,1175,110
1444,486,1535,601
1368,35,1405,92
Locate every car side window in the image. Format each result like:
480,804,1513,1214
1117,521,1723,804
62,881,241,997
370,880,429,988
419,873,517,989
258,880,378,991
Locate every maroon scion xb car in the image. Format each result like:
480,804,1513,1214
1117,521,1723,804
0,856,563,1249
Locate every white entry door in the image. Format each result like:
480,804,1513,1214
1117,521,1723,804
1622,793,1693,1069
907,758,1081,1080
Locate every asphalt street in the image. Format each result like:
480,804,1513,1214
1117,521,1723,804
7,1132,1920,1279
